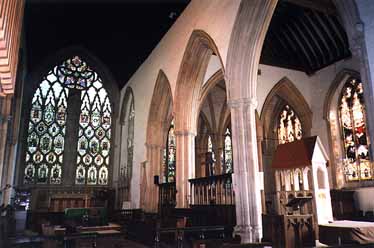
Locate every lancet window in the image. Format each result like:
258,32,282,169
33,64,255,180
163,119,176,182
339,78,370,181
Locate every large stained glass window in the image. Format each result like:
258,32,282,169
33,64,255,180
24,56,112,186
76,60,112,186
339,78,370,181
24,71,68,184
278,105,302,144
163,119,176,182
224,128,233,173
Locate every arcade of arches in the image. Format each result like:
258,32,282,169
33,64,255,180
2,0,374,247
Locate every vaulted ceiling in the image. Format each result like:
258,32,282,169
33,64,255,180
260,0,351,74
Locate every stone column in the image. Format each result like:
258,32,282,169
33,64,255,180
0,96,12,192
175,131,195,208
144,143,163,212
229,98,262,243
63,89,81,186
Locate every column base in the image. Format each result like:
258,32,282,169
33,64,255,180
234,224,262,244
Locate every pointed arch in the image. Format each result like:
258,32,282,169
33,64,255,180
19,47,119,188
143,69,173,212
120,87,135,125
259,77,312,214
174,30,225,134
117,86,135,205
260,77,313,145
146,70,173,147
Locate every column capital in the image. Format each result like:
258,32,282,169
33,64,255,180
227,98,257,109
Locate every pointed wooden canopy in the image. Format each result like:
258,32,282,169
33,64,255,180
272,136,328,169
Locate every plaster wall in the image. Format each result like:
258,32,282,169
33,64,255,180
118,0,241,208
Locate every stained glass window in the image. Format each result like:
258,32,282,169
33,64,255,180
339,78,370,181
24,56,112,186
224,128,233,173
126,101,135,179
278,105,302,144
163,119,176,182
24,66,68,184
76,60,111,185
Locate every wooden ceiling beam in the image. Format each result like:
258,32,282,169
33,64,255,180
283,0,336,15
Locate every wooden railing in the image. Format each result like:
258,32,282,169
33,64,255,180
189,173,234,205
158,182,176,209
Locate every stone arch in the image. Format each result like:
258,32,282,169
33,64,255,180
174,30,224,134
17,46,119,188
117,87,135,207
261,77,313,146
259,77,312,215
224,0,277,242
120,87,134,125
173,29,224,208
144,69,173,212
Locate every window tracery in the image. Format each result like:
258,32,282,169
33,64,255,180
24,56,112,186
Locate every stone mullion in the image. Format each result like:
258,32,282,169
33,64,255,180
63,89,81,186
175,131,195,208
229,98,262,243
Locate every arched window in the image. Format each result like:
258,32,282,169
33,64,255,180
277,104,302,144
126,101,135,179
339,78,370,181
24,56,112,186
163,119,176,182
224,128,232,173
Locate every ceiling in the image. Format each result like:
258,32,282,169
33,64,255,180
260,0,351,74
24,0,350,90
24,0,190,89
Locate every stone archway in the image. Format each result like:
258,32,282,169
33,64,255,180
117,87,134,208
144,70,173,212
174,30,225,208
224,0,277,243
260,77,313,213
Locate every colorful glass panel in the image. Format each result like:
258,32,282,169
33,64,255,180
165,119,176,182
339,78,370,181
278,105,302,144
24,70,68,184
24,56,112,186
224,128,233,173
75,66,112,185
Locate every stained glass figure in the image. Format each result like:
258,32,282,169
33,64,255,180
224,128,233,173
164,119,176,182
339,78,371,181
278,105,302,144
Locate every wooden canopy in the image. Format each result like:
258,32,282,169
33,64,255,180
272,136,323,169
